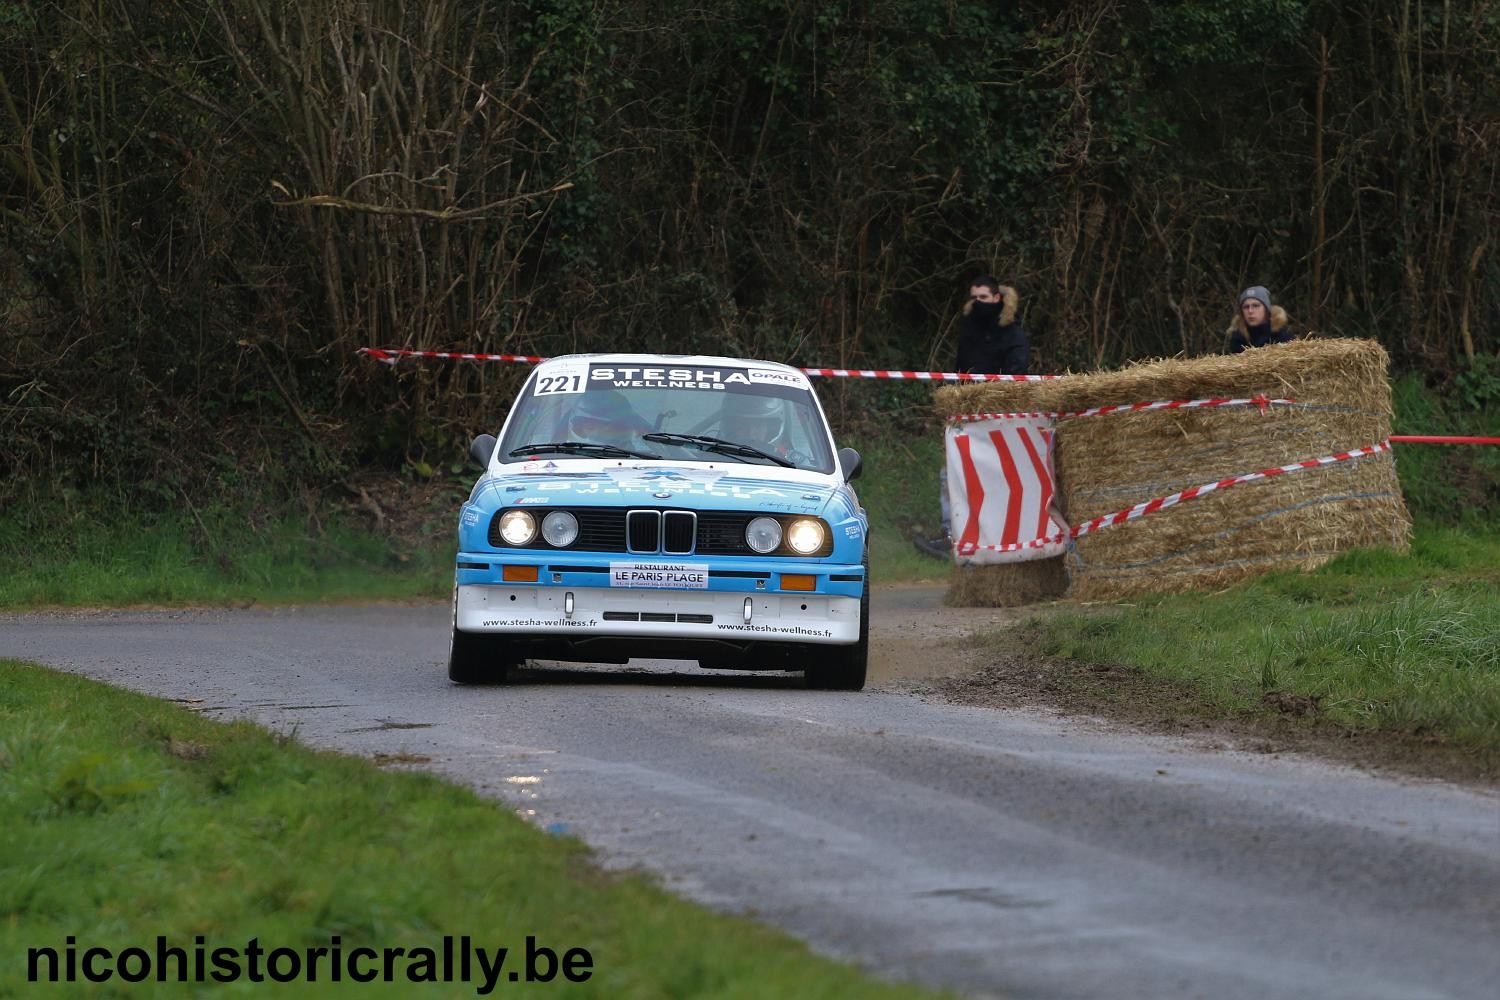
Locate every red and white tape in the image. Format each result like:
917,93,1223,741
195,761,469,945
1388,435,1500,446
949,395,1293,423
360,347,547,365
357,347,1056,381
957,439,1393,555
799,367,1056,382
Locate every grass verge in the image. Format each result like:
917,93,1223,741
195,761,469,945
0,491,454,609
0,659,941,998
986,523,1500,771
838,430,949,585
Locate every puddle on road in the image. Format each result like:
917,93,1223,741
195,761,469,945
917,887,1052,910
340,720,437,733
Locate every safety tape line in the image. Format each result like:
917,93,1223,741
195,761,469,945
957,439,1393,555
357,347,1057,381
948,395,1293,423
360,348,546,364
1389,435,1500,446
799,367,1056,382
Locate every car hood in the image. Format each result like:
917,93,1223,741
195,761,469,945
471,460,843,516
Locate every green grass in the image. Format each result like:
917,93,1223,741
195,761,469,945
0,501,452,609
1391,372,1500,523
1009,523,1500,752
840,430,950,585
0,660,942,998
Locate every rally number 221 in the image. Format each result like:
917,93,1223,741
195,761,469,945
536,374,583,395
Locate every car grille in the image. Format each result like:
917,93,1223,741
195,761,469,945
663,511,696,553
488,507,833,557
602,611,715,624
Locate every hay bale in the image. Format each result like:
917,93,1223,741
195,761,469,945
946,558,1068,607
935,339,1412,603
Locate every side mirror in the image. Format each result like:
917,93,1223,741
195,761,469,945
838,446,862,482
469,433,497,470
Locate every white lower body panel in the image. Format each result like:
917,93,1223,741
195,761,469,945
456,584,861,645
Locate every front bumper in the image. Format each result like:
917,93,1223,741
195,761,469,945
455,583,861,645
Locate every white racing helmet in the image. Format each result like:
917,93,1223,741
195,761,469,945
720,393,787,443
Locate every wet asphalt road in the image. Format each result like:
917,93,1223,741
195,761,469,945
4,593,1499,1000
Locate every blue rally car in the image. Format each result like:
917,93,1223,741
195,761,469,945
450,354,869,689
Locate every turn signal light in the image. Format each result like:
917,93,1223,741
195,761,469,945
781,574,816,592
502,565,539,583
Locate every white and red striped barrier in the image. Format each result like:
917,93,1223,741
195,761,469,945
357,347,1055,381
947,415,1068,560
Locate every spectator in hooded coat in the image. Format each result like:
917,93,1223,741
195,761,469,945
956,276,1029,374
1227,285,1294,353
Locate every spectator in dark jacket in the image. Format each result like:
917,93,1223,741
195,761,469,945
1227,285,1294,353
956,277,1029,374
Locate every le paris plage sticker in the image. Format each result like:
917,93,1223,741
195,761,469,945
608,562,709,589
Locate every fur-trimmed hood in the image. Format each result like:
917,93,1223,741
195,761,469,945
962,284,1019,327
1228,304,1289,337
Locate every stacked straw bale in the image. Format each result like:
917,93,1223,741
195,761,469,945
935,339,1411,604
944,557,1070,607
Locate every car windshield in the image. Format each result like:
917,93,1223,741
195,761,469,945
499,362,836,474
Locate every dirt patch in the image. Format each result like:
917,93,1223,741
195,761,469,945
867,585,1038,683
887,607,1497,786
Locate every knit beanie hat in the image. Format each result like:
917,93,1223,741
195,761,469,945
1238,286,1272,313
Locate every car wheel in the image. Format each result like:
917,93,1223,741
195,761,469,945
447,587,515,684
806,552,868,691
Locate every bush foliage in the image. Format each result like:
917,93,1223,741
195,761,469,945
2,1,1497,499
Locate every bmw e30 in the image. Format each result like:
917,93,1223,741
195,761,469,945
449,354,869,689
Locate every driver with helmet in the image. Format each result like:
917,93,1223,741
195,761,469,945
719,392,807,464
565,390,649,448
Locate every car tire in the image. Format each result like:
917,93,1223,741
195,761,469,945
447,586,516,684
805,551,868,692
448,628,516,685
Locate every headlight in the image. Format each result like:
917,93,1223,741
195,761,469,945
541,510,579,547
498,509,537,546
786,518,825,555
745,516,783,554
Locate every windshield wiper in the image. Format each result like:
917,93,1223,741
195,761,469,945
641,432,795,468
508,440,662,460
